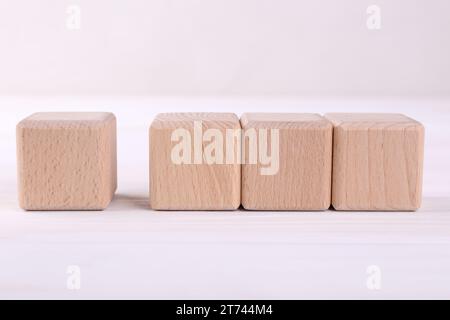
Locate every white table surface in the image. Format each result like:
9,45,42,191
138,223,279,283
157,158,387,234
1,97,449,299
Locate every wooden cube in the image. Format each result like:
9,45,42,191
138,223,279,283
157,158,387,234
17,112,117,210
150,113,241,210
241,113,333,210
325,113,424,211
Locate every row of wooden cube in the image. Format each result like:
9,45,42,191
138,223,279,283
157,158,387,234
17,112,424,211
150,113,424,211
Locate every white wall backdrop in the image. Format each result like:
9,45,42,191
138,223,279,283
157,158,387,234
1,0,449,97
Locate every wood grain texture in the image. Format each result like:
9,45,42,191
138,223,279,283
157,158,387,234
325,113,424,211
17,112,117,210
241,113,333,210
150,113,241,210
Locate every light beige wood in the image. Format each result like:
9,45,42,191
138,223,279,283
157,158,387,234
241,113,333,210
150,113,241,210
17,112,117,210
325,113,424,211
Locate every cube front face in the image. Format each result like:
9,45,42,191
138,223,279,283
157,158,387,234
241,113,333,210
17,113,117,210
326,113,424,211
150,113,241,210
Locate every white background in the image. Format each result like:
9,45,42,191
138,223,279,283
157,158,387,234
1,0,450,300
0,0,449,97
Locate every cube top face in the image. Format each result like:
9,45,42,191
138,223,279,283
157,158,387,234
325,113,424,211
241,113,332,210
18,112,115,129
151,113,240,130
325,113,423,130
241,113,332,129
150,113,241,210
17,112,117,211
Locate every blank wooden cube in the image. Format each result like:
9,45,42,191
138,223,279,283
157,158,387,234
17,112,117,210
241,113,333,210
325,113,424,211
150,113,241,210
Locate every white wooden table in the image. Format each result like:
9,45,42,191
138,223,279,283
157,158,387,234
1,97,449,299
